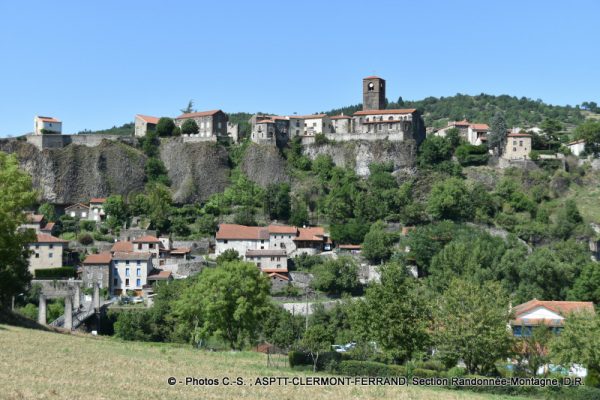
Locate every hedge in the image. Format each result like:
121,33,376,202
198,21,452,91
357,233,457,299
455,144,489,166
34,267,76,279
338,360,407,377
288,351,341,371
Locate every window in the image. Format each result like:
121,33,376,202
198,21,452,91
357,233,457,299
35,253,39,258
125,278,130,287
389,123,392,129
296,121,299,127
82,212,87,218
378,124,382,131
113,278,118,286
519,141,523,146
126,260,130,265
223,240,228,244
149,244,154,249
513,147,517,152
136,268,141,277
277,257,281,261
49,244,53,249
136,278,141,287
261,240,264,244
137,260,141,266
49,253,53,258
126,268,130,277
35,244,39,249
296,130,299,135
513,140,517,145
271,257,274,261
138,244,142,250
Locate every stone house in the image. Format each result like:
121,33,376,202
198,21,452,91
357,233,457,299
567,139,586,156
215,224,270,256
503,133,532,160
245,249,288,270
435,120,489,146
65,203,89,219
330,114,351,134
34,116,62,135
28,234,69,274
89,198,106,222
298,114,332,136
82,252,112,290
134,114,159,137
175,109,229,139
21,213,56,235
111,252,153,296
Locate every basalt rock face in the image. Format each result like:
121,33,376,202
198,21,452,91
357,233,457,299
302,139,418,176
240,143,290,187
0,139,147,204
159,138,231,203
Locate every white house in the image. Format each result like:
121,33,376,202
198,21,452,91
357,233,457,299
111,252,153,296
510,299,595,337
134,114,160,137
215,224,270,256
567,139,586,157
28,234,69,274
89,198,106,222
34,116,62,135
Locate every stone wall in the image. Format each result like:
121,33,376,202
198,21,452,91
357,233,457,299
26,134,135,150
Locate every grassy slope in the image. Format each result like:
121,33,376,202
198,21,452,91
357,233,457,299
0,324,528,400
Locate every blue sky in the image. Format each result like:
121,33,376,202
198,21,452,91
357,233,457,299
1,0,598,136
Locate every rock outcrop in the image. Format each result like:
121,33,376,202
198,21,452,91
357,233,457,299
241,143,290,187
302,139,418,176
160,138,230,203
0,139,147,204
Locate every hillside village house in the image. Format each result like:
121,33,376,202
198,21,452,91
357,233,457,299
28,234,69,274
330,114,352,133
65,203,89,219
245,249,288,270
510,299,595,337
215,224,330,258
111,251,153,296
81,252,112,290
34,116,62,135
567,139,586,156
434,119,490,145
89,198,106,222
134,114,159,137
21,213,56,235
175,109,229,139
503,132,532,160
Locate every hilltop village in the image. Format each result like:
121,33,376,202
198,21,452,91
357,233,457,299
3,74,600,393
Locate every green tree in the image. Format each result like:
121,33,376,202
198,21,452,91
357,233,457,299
104,195,128,229
540,118,563,138
0,152,37,307
173,261,270,350
299,324,334,372
552,199,583,239
310,256,360,295
155,117,176,137
550,313,600,387
216,249,241,264
514,326,554,377
261,304,304,350
350,263,431,363
361,221,396,264
180,100,195,114
488,112,507,152
434,279,513,374
140,129,160,157
569,263,600,305
145,157,170,186
417,136,453,167
330,219,369,244
264,183,291,221
146,183,172,233
181,119,199,135
290,200,309,227
575,120,600,157
426,177,473,221
38,202,57,222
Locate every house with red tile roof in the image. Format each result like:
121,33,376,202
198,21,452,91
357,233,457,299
503,132,532,160
82,252,112,290
111,251,153,296
510,299,595,337
134,114,160,137
89,197,107,222
434,119,490,145
34,116,62,135
20,212,56,235
28,233,69,273
175,109,229,140
65,203,90,219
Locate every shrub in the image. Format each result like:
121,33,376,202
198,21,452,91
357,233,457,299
78,233,94,245
34,267,76,279
79,220,96,231
455,144,489,166
288,351,341,371
411,368,438,378
314,133,329,145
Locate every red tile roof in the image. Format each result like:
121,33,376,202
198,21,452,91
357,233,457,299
268,225,298,234
331,115,352,120
512,299,595,319
363,76,383,80
148,270,172,280
37,116,61,123
292,114,328,119
41,222,55,231
353,109,416,116
34,233,68,244
65,203,89,210
175,110,221,119
450,119,471,127
136,114,160,124
507,133,532,138
111,241,133,252
170,247,191,254
294,227,326,242
83,252,112,264
26,214,45,223
339,244,362,250
568,139,585,146
132,235,161,243
470,123,490,131
216,224,269,240
267,272,289,281
90,198,106,204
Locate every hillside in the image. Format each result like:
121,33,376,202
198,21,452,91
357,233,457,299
0,324,526,400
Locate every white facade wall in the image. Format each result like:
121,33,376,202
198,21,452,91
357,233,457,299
568,142,586,156
245,254,287,269
34,117,62,135
215,238,269,256
269,233,297,252
519,307,564,321
112,259,152,294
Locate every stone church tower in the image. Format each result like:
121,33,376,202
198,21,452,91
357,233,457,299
362,76,386,111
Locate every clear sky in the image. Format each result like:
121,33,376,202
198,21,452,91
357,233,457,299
1,0,599,136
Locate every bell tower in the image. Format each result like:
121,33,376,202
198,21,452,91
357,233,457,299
362,76,386,111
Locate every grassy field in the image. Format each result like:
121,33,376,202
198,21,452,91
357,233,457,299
0,324,530,400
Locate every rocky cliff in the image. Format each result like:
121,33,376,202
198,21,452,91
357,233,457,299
240,143,290,187
159,138,230,203
0,139,147,204
302,139,418,176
